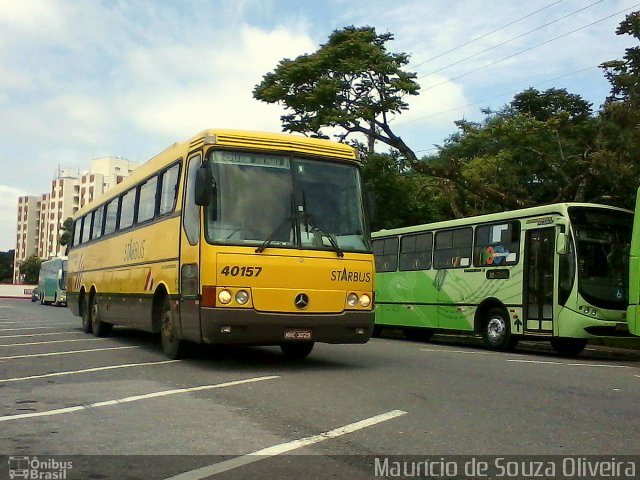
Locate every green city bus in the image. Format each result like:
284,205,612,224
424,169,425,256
373,203,634,356
627,187,640,336
38,256,68,306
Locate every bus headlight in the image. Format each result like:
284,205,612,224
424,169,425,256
218,290,232,305
235,290,249,305
359,294,371,307
347,293,359,307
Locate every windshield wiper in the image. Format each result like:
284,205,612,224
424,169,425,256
256,195,296,253
302,211,344,257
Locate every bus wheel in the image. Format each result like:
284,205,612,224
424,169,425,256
482,308,517,351
550,338,587,357
91,300,112,337
81,296,93,334
160,297,189,359
280,342,314,359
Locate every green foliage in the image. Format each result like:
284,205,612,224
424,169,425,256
0,250,14,284
254,26,420,159
19,254,42,285
362,153,452,230
59,217,73,247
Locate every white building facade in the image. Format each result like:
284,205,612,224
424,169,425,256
12,157,137,283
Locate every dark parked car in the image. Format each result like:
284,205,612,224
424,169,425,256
31,287,41,302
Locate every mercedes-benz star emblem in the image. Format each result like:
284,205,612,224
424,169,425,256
294,293,309,310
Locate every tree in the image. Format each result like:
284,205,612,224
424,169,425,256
19,254,42,284
253,26,420,159
0,250,14,283
425,88,604,215
362,153,452,230
59,217,73,247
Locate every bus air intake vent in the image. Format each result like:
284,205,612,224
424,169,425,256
214,133,356,160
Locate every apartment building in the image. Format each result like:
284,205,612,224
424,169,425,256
13,157,137,284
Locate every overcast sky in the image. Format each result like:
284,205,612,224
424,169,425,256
0,0,635,251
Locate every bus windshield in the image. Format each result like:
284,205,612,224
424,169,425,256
204,150,371,253
569,207,632,309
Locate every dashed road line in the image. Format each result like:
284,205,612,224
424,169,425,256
0,376,280,422
165,409,407,479
0,332,83,339
0,338,106,347
0,326,70,332
0,360,180,382
0,346,140,360
507,359,632,369
421,348,496,355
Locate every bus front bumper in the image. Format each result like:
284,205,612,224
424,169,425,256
198,308,374,345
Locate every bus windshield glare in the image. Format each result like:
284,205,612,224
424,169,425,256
204,151,371,253
569,207,632,309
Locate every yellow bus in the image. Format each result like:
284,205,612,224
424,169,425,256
67,129,374,359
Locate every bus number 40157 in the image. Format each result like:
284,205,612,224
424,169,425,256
220,266,263,277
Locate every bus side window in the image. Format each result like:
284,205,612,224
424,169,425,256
434,228,472,269
183,155,202,246
373,237,399,272
399,232,432,271
73,218,82,246
159,163,180,216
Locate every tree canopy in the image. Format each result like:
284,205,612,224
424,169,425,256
253,26,420,158
257,13,640,229
19,254,41,285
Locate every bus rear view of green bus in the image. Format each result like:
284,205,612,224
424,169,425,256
38,257,67,306
628,188,640,336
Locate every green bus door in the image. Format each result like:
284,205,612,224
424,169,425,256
524,228,555,333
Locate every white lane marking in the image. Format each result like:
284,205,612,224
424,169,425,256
421,348,495,355
0,338,106,347
0,346,140,360
0,332,83,339
0,326,68,332
165,410,407,480
0,376,280,422
0,360,179,382
507,359,632,369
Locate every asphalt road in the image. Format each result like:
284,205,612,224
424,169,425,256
0,298,639,479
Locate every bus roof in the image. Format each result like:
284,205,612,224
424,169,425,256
372,202,633,238
74,129,358,219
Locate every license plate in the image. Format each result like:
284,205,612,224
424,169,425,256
284,329,312,340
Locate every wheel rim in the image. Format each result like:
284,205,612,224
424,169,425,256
487,316,506,344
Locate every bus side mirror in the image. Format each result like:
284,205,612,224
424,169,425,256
557,232,568,255
195,167,214,206
57,269,63,280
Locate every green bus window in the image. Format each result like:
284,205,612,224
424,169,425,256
137,176,158,224
434,228,472,269
473,221,520,267
373,237,399,272
119,189,136,230
399,233,433,271
104,199,118,236
159,163,180,216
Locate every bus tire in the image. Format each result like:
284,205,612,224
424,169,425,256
91,298,112,337
482,307,517,351
81,295,93,334
550,338,587,357
160,296,189,359
280,342,314,359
